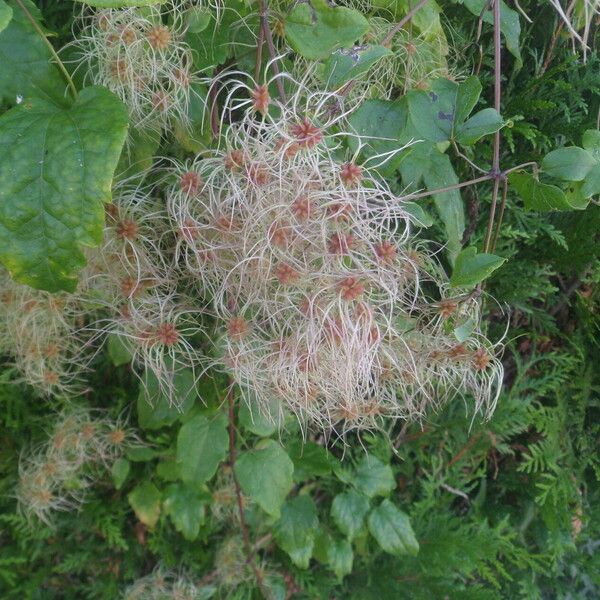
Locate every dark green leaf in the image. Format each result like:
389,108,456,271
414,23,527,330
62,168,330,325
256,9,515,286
450,246,506,288
137,367,196,430
176,413,228,485
456,108,503,145
509,171,572,211
239,401,277,437
128,481,161,528
367,499,419,556
285,0,369,60
288,440,332,482
327,538,353,580
274,495,319,569
234,439,294,518
111,458,130,490
0,86,128,291
163,482,207,541
0,1,12,34
107,332,133,367
331,490,370,540
354,455,395,498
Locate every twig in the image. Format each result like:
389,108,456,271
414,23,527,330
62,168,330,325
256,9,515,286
382,0,430,46
14,0,78,101
258,0,286,102
446,431,484,468
227,384,269,598
491,177,508,251
403,173,494,201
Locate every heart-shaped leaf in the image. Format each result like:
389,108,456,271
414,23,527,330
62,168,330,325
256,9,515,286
450,246,506,288
541,147,596,181
367,499,419,556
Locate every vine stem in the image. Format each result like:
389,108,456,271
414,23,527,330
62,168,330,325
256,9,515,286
381,0,430,46
14,0,78,102
403,174,495,201
227,383,270,598
483,0,503,253
258,0,287,102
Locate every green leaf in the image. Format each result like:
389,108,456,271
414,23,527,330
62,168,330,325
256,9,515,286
137,366,196,430
156,457,180,482
402,201,434,227
461,0,522,65
400,143,465,262
354,455,395,498
0,1,12,34
456,108,503,145
116,127,160,180
322,45,392,89
509,172,572,211
111,458,130,490
582,129,600,161
367,499,419,556
450,246,505,288
288,440,332,482
0,0,67,105
331,490,370,540
176,413,228,486
107,332,133,367
234,439,294,518
0,86,128,292
163,482,207,541
285,0,369,60
73,0,166,7
239,401,277,437
541,147,596,181
128,481,161,528
327,538,353,580
582,164,600,198
274,495,319,569
126,446,159,462
347,98,409,174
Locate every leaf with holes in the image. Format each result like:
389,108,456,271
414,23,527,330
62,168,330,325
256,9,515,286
0,86,128,291
322,45,392,89
285,0,369,60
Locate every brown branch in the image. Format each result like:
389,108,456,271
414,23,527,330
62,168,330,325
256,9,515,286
403,173,494,201
446,431,484,468
227,384,270,598
258,0,287,102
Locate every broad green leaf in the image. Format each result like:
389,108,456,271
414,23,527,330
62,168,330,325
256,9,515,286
285,0,369,60
509,172,572,211
128,481,161,528
367,499,419,556
116,127,160,180
582,164,600,198
163,482,207,541
176,413,228,485
185,6,211,33
347,98,408,174
156,457,180,482
0,0,67,105
137,366,196,430
239,401,277,437
354,455,395,498
274,495,319,569
322,45,392,89
400,142,465,262
331,490,370,540
0,86,128,292
327,538,353,580
450,246,506,288
288,440,332,482
582,129,600,161
111,458,130,490
403,201,434,227
542,147,596,181
73,0,166,7
234,439,294,518
107,332,133,367
455,76,482,125
461,0,522,65
456,108,503,145
0,0,12,34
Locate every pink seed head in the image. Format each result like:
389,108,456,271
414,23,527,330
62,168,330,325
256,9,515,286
340,162,362,187
290,119,323,149
224,149,246,171
180,171,202,195
247,164,270,186
375,240,397,263
251,84,270,115
268,220,291,248
275,262,300,285
328,202,353,222
338,276,365,302
115,218,138,241
147,25,171,50
154,323,179,346
291,194,313,220
473,347,491,371
228,316,249,340
328,232,355,255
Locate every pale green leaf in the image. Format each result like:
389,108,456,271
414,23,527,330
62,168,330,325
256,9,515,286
176,413,228,485
456,108,503,145
128,481,161,528
111,458,130,490
234,440,294,518
354,455,395,498
285,0,369,60
327,538,353,580
274,495,319,569
322,45,392,89
367,499,419,556
0,86,128,291
107,332,133,367
331,490,370,540
0,0,12,34
509,171,572,211
542,147,596,181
